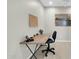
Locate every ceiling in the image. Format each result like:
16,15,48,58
39,0,71,7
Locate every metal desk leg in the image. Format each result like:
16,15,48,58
30,45,42,59
30,44,38,59
25,43,37,59
34,44,38,52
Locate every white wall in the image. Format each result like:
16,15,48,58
8,0,71,59
44,8,71,41
7,0,45,59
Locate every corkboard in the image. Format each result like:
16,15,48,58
29,15,38,27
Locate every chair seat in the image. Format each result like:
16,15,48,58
46,38,54,43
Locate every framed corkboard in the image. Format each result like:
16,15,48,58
29,15,38,27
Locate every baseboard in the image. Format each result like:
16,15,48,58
56,40,71,42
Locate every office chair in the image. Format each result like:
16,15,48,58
42,31,57,56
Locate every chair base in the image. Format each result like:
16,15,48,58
42,48,55,57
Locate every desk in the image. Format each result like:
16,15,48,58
20,34,49,59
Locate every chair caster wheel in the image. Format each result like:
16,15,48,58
53,52,55,55
52,48,55,50
45,54,48,57
42,50,44,53
51,48,55,50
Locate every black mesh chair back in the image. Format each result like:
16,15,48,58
52,31,57,42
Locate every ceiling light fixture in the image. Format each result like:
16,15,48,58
49,1,53,5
